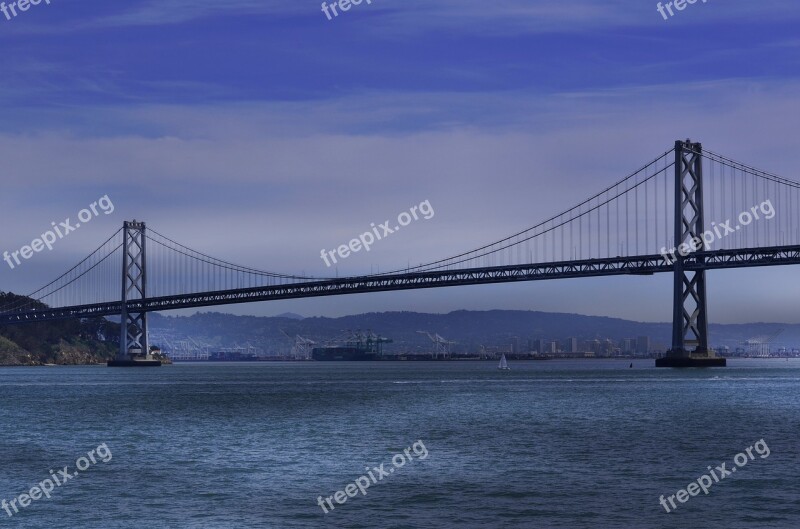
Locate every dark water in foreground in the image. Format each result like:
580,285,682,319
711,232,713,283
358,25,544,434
0,359,798,528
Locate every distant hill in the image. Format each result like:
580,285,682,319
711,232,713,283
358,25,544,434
147,310,799,354
3,291,795,363
274,312,304,320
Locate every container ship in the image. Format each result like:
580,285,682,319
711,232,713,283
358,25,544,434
208,351,260,361
311,346,379,361
312,331,392,361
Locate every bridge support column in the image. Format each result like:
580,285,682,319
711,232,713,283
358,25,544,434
109,221,160,367
657,140,725,367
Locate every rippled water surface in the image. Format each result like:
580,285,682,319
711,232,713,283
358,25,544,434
0,359,798,528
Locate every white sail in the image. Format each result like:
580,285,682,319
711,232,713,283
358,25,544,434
498,354,509,369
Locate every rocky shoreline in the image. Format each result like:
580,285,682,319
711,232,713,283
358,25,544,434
0,345,112,366
1,337,113,366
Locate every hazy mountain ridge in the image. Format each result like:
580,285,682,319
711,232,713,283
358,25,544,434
148,310,799,353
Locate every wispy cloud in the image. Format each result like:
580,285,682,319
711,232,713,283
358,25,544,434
1,0,799,320
78,0,800,33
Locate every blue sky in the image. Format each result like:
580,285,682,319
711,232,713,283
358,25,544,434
1,0,800,322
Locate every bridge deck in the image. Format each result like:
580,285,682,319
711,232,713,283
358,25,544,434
2,245,799,325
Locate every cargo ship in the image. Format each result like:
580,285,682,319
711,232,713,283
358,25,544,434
312,346,379,361
208,351,260,361
312,331,392,361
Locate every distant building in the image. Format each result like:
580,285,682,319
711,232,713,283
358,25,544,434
622,338,636,354
636,336,650,355
564,337,579,353
533,339,547,354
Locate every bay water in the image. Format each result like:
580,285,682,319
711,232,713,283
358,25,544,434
0,359,797,528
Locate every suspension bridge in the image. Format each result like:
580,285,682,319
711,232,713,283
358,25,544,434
2,140,799,367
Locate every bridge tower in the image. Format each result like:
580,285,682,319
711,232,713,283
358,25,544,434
657,140,725,367
108,221,160,367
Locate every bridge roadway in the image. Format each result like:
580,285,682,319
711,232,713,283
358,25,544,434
2,245,800,325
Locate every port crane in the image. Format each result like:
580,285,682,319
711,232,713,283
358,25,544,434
147,332,211,360
322,330,393,356
417,331,456,359
280,329,316,360
740,328,784,357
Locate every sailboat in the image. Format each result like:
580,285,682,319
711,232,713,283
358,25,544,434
498,354,510,370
